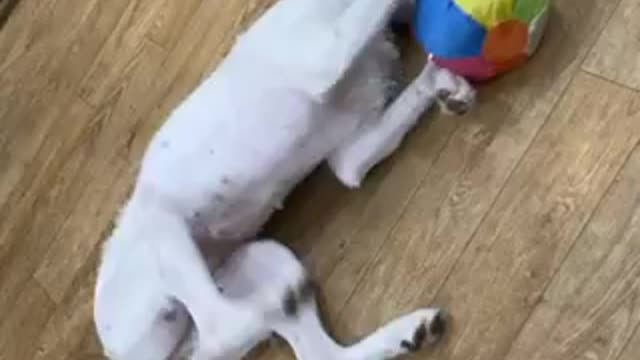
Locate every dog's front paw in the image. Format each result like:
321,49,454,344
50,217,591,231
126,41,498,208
436,89,471,116
437,88,475,116
432,66,476,116
328,150,367,189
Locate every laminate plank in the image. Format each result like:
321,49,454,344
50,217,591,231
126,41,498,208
0,280,55,360
0,100,95,312
1,0,637,359
0,0,130,213
78,0,166,106
328,0,621,342
32,249,100,360
33,41,167,302
146,0,202,50
424,72,640,360
617,326,640,360
583,0,640,90
504,135,640,360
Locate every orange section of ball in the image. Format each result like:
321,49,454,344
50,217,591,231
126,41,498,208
482,19,529,65
494,53,528,75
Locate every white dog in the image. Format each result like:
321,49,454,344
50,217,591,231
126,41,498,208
93,0,475,359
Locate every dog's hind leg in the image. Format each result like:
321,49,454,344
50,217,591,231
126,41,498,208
328,60,475,188
138,208,303,359
272,0,405,99
213,240,447,359
273,301,447,360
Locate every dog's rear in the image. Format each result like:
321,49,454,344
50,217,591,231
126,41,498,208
95,201,192,359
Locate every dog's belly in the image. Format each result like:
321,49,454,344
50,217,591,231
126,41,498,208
135,72,350,241
134,29,398,243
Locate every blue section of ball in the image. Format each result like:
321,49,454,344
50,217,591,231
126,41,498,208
414,0,487,58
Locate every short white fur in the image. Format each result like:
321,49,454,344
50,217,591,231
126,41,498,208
94,0,475,359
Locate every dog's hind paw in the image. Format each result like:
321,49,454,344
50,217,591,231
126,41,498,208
381,308,449,357
399,309,448,351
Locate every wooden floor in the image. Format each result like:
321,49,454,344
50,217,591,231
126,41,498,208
2,0,640,359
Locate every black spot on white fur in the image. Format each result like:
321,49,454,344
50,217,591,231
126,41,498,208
160,299,182,323
400,310,448,352
282,278,315,317
401,323,426,352
162,309,178,322
429,311,447,339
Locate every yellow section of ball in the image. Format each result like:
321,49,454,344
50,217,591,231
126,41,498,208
454,0,515,28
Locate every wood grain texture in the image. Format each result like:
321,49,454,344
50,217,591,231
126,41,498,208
618,326,640,360
2,0,640,359
430,72,640,360
33,249,100,360
0,280,55,360
583,0,640,90
33,40,167,302
330,0,621,342
504,132,640,360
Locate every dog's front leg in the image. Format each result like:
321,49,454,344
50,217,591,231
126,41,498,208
328,60,475,188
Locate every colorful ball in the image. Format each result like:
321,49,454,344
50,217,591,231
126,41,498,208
414,0,551,81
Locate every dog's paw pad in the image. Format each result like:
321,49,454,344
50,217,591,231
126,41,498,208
443,98,470,115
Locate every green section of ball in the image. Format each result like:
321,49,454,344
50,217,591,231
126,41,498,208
514,0,550,23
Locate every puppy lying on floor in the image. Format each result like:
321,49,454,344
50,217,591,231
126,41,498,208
93,0,475,359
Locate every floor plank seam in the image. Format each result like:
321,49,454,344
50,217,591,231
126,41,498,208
3,0,639,357
580,67,640,94
497,138,640,360
424,62,587,306
615,315,640,360
143,34,168,52
538,0,627,129
333,33,602,321
75,93,97,111
576,0,625,69
333,116,464,319
423,0,635,305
